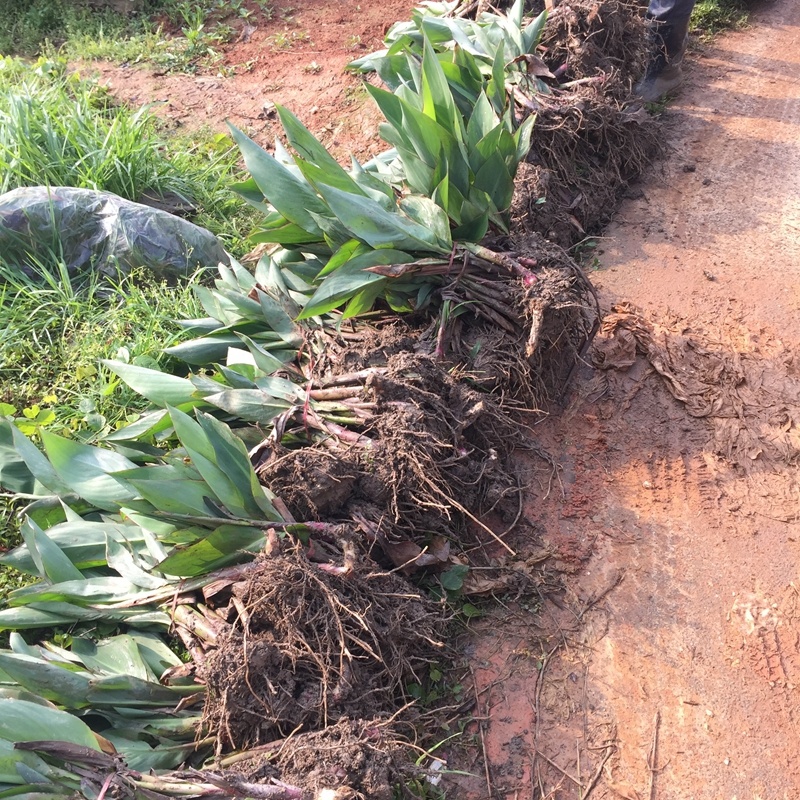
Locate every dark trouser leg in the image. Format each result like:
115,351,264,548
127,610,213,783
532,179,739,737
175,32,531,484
635,0,698,99
647,0,697,61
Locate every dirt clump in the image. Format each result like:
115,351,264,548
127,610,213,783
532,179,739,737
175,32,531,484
203,543,445,751
539,0,649,90
230,717,406,800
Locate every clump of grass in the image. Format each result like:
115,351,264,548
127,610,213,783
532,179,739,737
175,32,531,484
0,57,258,251
690,0,749,38
0,262,201,437
0,0,272,73
0,0,155,57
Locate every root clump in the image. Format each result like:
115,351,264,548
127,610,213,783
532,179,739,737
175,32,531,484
203,543,445,752
513,0,662,247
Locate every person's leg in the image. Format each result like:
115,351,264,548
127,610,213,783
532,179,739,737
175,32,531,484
635,0,698,101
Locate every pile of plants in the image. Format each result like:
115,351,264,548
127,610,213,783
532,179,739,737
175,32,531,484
0,1,656,796
350,0,660,247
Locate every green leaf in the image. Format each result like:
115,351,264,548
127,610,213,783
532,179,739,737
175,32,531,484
21,519,83,584
342,281,387,319
277,105,361,193
1,521,146,574
105,538,167,590
313,183,451,253
87,674,184,707
203,389,293,426
0,699,101,751
421,36,463,137
440,563,469,592
40,433,138,512
71,635,152,682
317,238,371,278
399,195,452,244
522,9,548,52
228,123,328,236
195,411,280,520
1,421,70,496
101,361,199,408
156,524,266,577
299,250,416,319
0,654,91,709
462,602,482,618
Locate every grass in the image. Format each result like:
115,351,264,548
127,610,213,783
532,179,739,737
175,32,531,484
0,0,274,73
0,57,258,252
0,266,201,435
690,0,749,38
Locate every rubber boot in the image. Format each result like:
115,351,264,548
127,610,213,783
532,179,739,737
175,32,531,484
634,19,689,102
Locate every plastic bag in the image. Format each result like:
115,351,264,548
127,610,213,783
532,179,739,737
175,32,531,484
0,186,229,282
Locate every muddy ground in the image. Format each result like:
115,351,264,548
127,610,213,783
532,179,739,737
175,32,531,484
83,0,800,796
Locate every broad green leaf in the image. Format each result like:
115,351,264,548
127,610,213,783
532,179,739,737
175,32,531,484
1,521,147,574
2,422,69,496
87,674,184,707
514,112,535,164
102,733,197,771
103,409,172,442
102,362,199,408
400,195,452,244
343,281,388,319
0,699,100,750
168,407,255,519
467,91,498,150
421,36,462,138
72,636,151,682
313,183,451,253
228,123,328,235
124,473,222,519
0,654,90,709
256,290,303,345
196,411,280,520
156,524,266,577
105,538,167,590
0,423,34,495
299,250,416,319
522,9,548,52
277,105,360,191
317,238,371,279
0,606,76,631
8,577,143,607
126,632,183,677
40,433,138,512
21,519,83,584
203,390,293,426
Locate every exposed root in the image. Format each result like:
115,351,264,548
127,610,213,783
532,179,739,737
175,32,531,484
203,544,446,751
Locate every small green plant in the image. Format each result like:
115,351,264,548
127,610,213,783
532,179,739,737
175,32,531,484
690,0,749,38
269,29,310,50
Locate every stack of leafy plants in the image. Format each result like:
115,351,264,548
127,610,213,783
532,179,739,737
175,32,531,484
0,2,607,796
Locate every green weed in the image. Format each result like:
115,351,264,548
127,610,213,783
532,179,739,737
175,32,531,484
0,58,257,251
690,0,749,38
0,265,201,436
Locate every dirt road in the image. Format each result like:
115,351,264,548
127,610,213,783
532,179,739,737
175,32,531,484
454,2,800,798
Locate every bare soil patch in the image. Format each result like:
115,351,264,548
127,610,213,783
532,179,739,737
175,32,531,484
85,0,418,158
